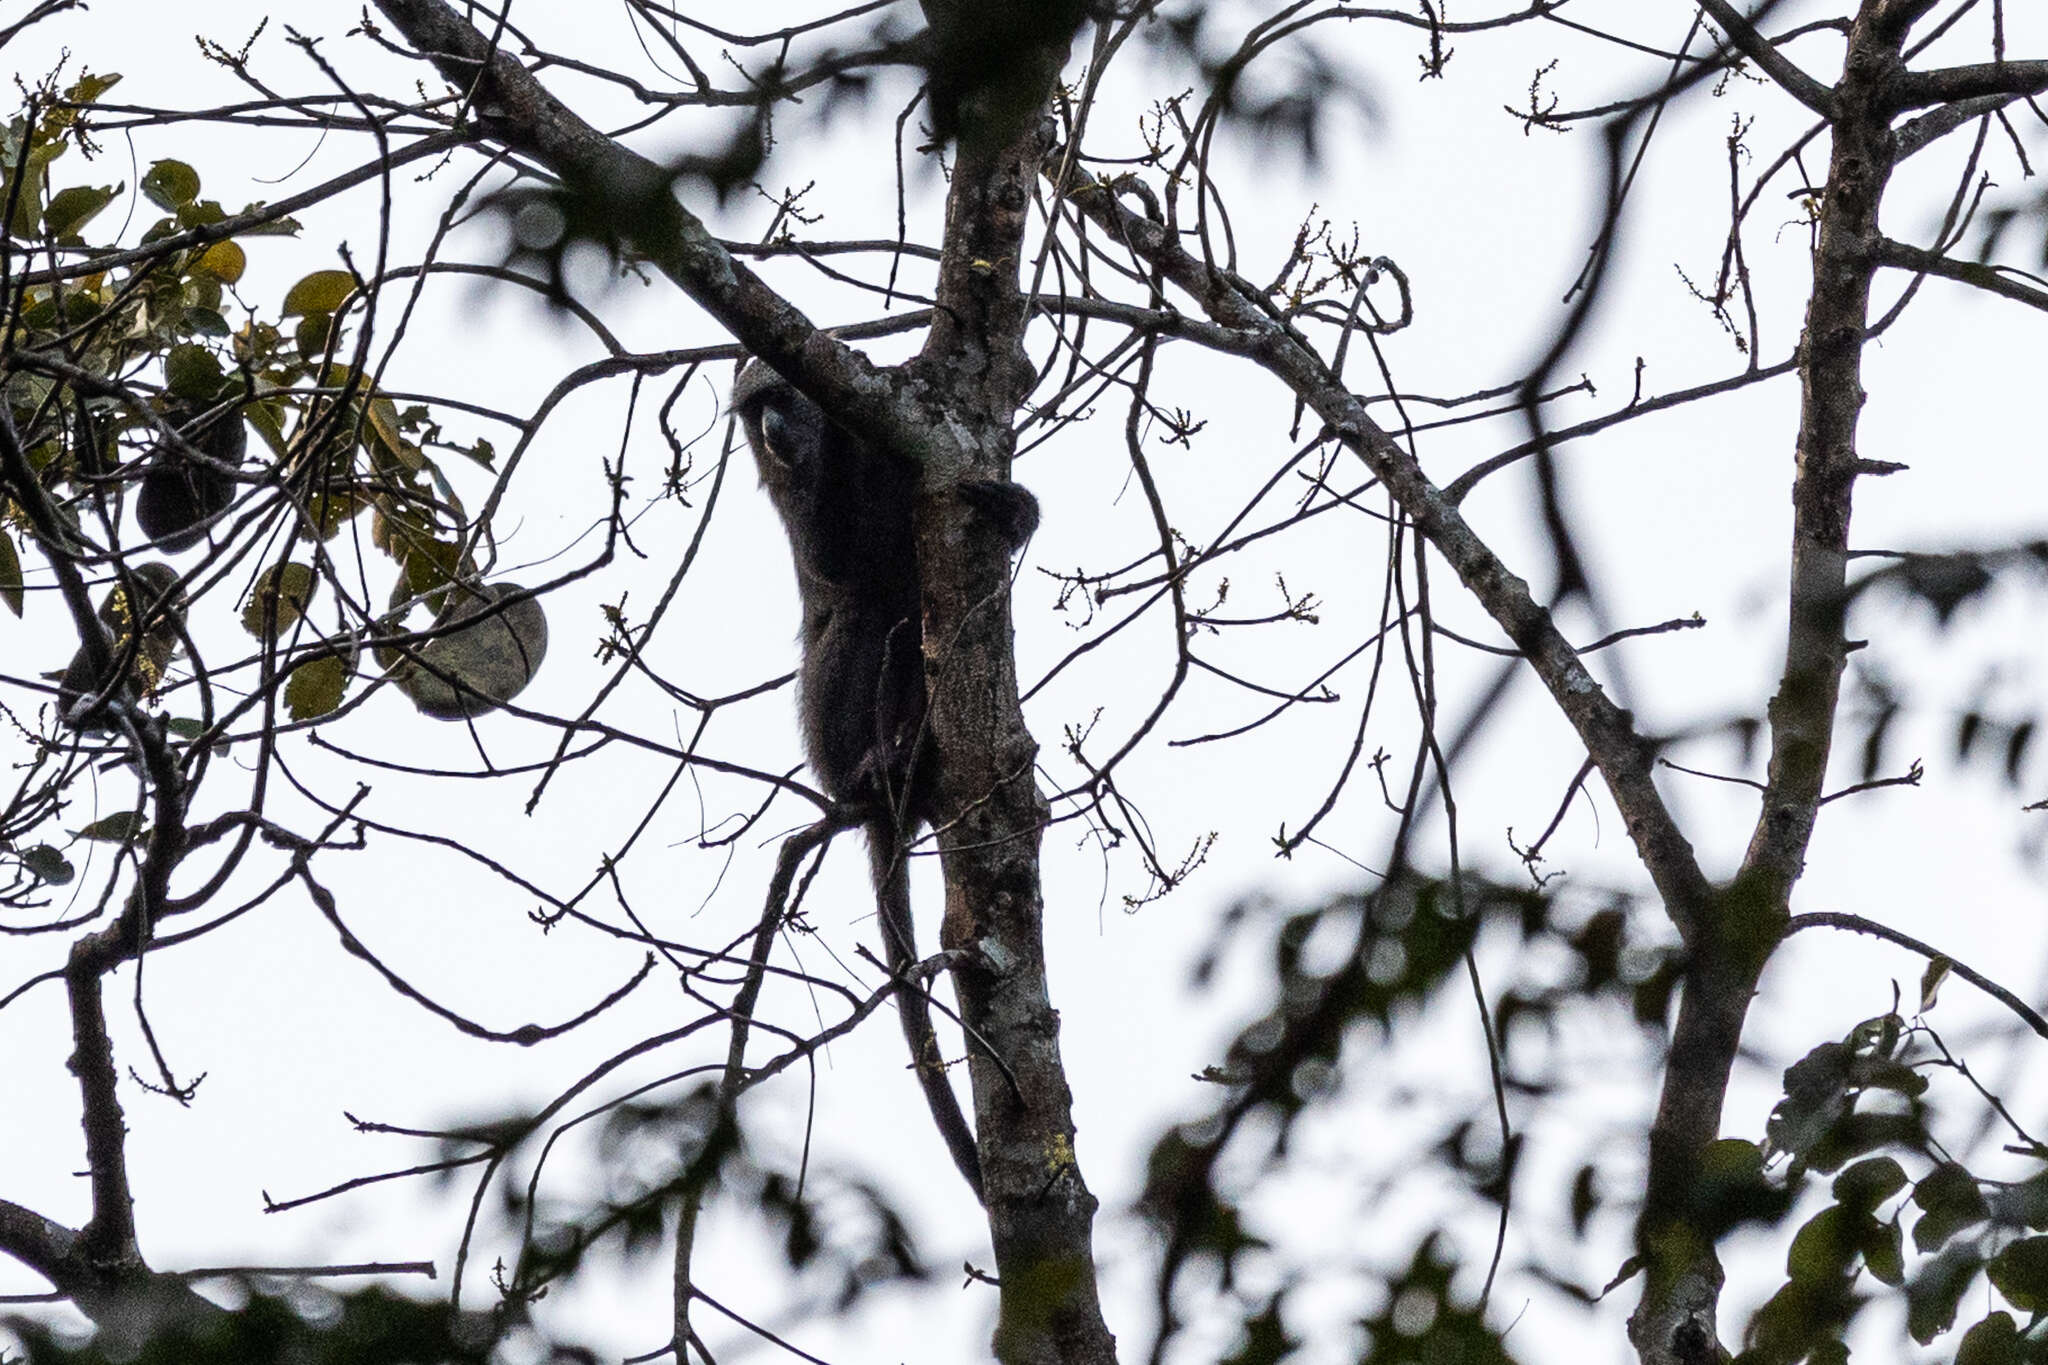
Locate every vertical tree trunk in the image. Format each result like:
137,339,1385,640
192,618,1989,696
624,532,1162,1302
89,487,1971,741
1628,5,1909,1360
912,20,1119,1361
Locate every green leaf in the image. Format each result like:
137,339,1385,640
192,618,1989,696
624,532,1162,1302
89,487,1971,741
1854,1055,1929,1097
293,311,336,359
76,811,148,843
1990,1169,2048,1230
163,343,225,399
165,717,205,740
1766,1041,1853,1163
1832,1156,1907,1213
282,269,359,317
1986,1235,2048,1312
1955,1311,2022,1365
20,844,73,885
185,307,231,338
1906,1243,1984,1345
1690,1138,1792,1240
1786,1206,1856,1284
242,562,318,638
1806,1110,1928,1175
285,654,349,721
1847,1011,1904,1060
140,158,200,210
175,199,227,230
43,183,117,241
0,528,21,616
1914,1162,1990,1253
235,205,302,237
1744,1278,1853,1365
1862,1218,1904,1287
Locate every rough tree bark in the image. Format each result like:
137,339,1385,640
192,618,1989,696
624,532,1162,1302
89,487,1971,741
365,3,1114,1360
911,17,1115,1361
1629,7,1913,1360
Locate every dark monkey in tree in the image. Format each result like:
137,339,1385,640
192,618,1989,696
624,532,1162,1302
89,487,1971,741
732,362,1037,1204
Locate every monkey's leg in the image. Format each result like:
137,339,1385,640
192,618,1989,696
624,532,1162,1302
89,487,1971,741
868,821,985,1204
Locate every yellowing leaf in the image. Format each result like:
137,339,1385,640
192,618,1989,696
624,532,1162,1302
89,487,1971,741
63,72,122,105
282,269,358,317
242,561,318,638
366,394,424,469
175,199,226,230
193,239,246,284
4,152,51,238
76,811,148,843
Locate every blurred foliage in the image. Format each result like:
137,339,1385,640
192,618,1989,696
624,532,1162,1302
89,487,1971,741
2,1284,590,1365
497,1085,926,1314
1140,868,1682,1357
1846,545,2048,815
1730,1008,2048,1363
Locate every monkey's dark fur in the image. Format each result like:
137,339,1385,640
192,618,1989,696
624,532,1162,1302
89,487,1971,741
733,361,1036,1204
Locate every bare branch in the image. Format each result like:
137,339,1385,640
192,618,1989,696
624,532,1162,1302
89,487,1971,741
1893,58,2048,110
1695,0,1841,117
1052,155,1717,935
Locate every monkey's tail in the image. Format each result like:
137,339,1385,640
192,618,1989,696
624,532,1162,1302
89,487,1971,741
869,823,986,1205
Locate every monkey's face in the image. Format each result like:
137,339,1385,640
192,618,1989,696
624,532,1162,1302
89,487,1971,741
732,361,839,517
752,399,811,480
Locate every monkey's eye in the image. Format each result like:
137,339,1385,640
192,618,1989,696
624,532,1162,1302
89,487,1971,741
758,405,798,468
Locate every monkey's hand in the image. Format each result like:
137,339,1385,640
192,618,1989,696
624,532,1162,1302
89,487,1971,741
958,479,1039,551
840,727,929,819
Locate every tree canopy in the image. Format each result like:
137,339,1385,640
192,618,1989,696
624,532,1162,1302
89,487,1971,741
3,4,2048,1364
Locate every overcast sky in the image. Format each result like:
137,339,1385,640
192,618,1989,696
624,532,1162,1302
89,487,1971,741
4,4,2047,1362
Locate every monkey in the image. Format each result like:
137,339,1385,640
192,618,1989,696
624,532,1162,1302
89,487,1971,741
55,562,185,732
136,399,247,553
731,360,1037,1204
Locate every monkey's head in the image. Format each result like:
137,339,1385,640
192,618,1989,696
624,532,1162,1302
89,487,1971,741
730,361,834,505
731,358,1040,562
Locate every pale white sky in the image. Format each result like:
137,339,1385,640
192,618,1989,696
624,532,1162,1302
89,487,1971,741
3,4,2047,1362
